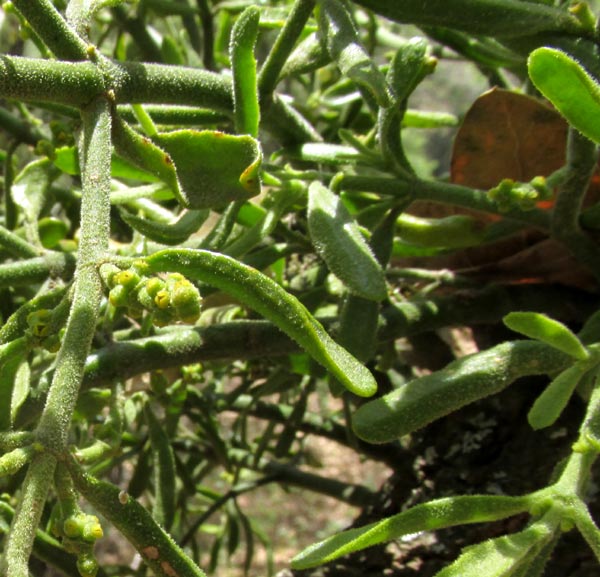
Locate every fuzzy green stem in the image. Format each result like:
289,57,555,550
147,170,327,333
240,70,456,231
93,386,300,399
131,104,158,137
0,501,84,576
0,56,318,143
1,451,57,577
0,56,103,106
0,225,40,258
10,0,89,60
4,96,112,574
551,129,600,282
0,253,75,287
339,175,552,229
258,0,316,98
351,0,583,38
36,97,112,450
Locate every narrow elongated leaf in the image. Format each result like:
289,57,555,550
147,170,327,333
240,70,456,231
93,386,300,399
291,494,530,569
10,360,30,427
503,312,589,360
308,181,387,301
119,209,209,245
352,0,582,38
434,522,555,577
572,501,600,562
67,459,207,577
144,248,377,397
12,158,54,246
0,338,29,431
144,403,176,531
527,362,589,430
319,0,391,107
352,340,569,443
230,6,260,136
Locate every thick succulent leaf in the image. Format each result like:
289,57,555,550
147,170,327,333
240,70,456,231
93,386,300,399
319,0,391,107
433,522,555,577
503,312,589,360
308,181,387,301
528,47,600,144
144,248,377,397
153,129,262,208
527,362,590,430
292,494,530,569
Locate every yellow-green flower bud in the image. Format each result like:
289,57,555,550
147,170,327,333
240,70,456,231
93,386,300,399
154,289,171,310
108,285,128,308
113,269,140,290
77,552,99,577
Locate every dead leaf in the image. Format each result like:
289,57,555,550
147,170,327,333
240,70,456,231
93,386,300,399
451,87,567,189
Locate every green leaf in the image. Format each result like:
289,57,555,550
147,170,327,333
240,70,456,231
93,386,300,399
396,213,486,249
230,6,261,136
10,360,30,428
351,0,583,38
12,158,55,246
308,181,387,301
283,142,363,164
503,312,589,360
352,340,569,443
291,494,530,569
53,145,160,182
144,248,377,397
67,459,207,577
319,0,391,107
527,362,590,430
38,217,69,249
0,446,35,478
144,403,176,531
153,130,262,208
433,522,555,577
119,208,209,245
378,37,431,172
528,47,600,144
0,338,29,431
112,113,263,208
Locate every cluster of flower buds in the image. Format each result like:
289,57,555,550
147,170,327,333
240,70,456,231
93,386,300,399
50,508,103,577
100,264,201,327
488,176,552,212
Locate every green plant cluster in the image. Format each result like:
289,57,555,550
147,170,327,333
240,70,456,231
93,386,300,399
0,1,600,577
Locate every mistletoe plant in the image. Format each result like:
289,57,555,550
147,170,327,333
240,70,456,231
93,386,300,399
1,1,600,577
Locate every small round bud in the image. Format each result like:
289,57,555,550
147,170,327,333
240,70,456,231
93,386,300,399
63,517,83,539
77,553,99,577
154,289,171,310
113,269,140,290
109,285,128,308
82,518,103,542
